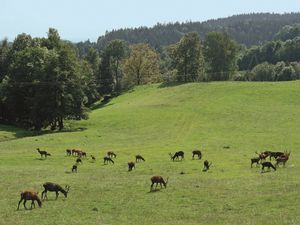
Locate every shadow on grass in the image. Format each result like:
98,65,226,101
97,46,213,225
0,123,87,142
148,189,162,193
158,81,186,88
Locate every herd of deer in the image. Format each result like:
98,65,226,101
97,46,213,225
18,147,291,210
251,150,291,172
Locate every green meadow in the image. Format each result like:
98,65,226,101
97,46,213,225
1,81,300,225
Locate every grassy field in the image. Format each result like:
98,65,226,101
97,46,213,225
1,81,300,225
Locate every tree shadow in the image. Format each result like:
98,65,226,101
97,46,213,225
158,81,186,88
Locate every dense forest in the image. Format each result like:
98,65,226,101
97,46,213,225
91,13,300,50
1,13,300,131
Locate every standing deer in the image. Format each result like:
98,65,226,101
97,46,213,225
255,151,269,161
41,182,70,200
104,156,114,164
275,152,291,167
36,148,51,158
150,176,168,190
135,155,145,162
261,162,276,172
192,150,202,159
17,190,42,210
203,160,212,172
269,151,285,160
128,162,135,171
169,151,184,161
107,151,117,158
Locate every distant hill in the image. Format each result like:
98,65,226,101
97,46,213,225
96,13,300,49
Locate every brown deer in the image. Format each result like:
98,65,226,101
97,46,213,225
192,150,202,159
17,190,42,210
203,160,212,172
269,151,285,160
275,152,291,167
72,164,77,173
71,149,78,156
251,157,261,168
150,176,168,190
107,151,117,158
169,151,184,161
255,151,269,161
41,182,70,200
36,148,51,158
66,149,72,156
91,155,96,161
128,162,135,171
261,162,276,172
104,156,114,164
135,155,145,162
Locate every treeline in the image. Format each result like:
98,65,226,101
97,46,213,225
1,20,300,131
87,12,300,53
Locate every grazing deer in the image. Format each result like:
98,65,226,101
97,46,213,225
72,164,77,173
275,152,291,167
36,148,51,158
76,158,82,164
150,176,168,190
81,151,87,157
66,149,71,156
41,182,70,200
251,157,261,168
261,162,276,172
169,151,184,161
128,162,135,171
91,155,96,161
107,151,117,158
192,150,202,159
203,160,212,172
17,190,42,210
135,155,145,162
104,156,114,164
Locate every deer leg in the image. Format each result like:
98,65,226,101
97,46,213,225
17,199,23,210
31,200,35,209
23,200,28,209
150,183,154,190
56,191,59,199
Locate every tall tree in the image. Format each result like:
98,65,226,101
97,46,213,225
122,44,160,88
106,40,127,93
169,32,205,82
204,32,238,80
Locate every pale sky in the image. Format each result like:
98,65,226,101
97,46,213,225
0,0,299,42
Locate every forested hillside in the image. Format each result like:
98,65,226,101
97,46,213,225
94,13,300,49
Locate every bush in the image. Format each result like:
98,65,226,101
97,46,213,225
250,62,275,81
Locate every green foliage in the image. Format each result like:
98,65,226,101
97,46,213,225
274,23,300,41
98,40,127,95
250,62,275,81
0,29,97,130
169,32,205,82
204,32,238,80
122,43,160,88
